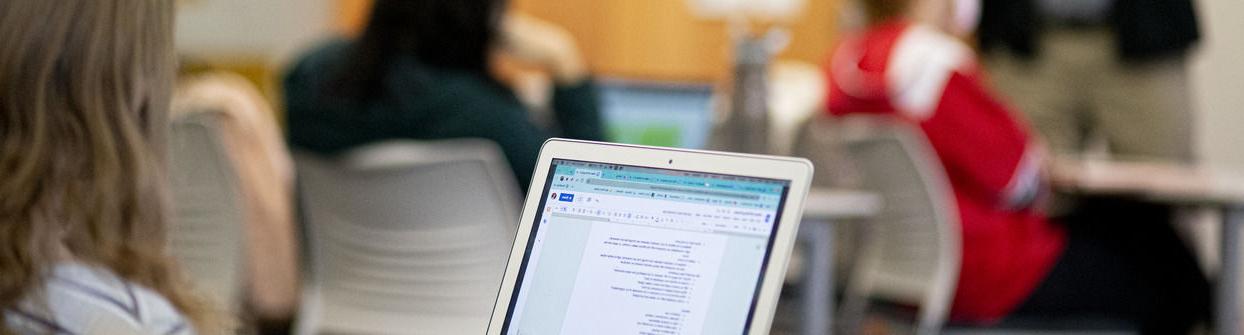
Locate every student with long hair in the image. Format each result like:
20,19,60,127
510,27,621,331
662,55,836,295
0,0,223,333
284,0,603,190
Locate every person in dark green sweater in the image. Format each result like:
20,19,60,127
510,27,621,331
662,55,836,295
283,0,603,190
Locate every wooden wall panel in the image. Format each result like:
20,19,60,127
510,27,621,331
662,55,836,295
593,0,729,81
337,0,840,82
778,0,840,65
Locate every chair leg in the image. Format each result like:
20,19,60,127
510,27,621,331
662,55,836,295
801,220,835,335
838,224,880,335
1216,206,1243,335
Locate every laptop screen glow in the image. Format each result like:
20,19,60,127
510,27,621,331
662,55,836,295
599,81,714,149
500,159,791,335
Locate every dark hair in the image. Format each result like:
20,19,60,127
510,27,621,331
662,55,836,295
860,0,912,23
334,0,507,98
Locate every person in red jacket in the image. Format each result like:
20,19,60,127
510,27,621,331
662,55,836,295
825,0,1209,333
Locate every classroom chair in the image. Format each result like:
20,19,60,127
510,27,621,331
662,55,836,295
168,72,301,326
293,139,520,335
832,115,1138,335
168,111,247,312
834,116,962,335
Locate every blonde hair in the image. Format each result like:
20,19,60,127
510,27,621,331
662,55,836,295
0,0,222,333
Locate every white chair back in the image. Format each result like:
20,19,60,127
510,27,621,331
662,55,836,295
293,139,521,335
836,116,961,335
168,112,246,310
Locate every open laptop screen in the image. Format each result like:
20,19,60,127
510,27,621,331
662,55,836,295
599,80,714,149
500,159,791,335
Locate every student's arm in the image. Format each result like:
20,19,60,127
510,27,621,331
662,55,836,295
884,26,1043,210
498,13,604,142
498,13,587,84
920,69,1044,210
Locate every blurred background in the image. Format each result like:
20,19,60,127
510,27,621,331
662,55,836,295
164,0,1244,334
175,0,1243,171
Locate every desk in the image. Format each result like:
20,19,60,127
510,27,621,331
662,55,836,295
797,188,883,335
1051,159,1244,335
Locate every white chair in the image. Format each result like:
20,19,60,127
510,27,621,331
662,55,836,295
167,111,247,311
293,139,521,335
834,116,961,335
172,72,301,321
833,116,1138,335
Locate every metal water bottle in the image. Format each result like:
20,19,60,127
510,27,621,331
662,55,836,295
727,34,771,154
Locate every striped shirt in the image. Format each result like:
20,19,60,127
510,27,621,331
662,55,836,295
4,263,195,335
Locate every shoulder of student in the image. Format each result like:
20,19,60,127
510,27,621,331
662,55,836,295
4,264,194,335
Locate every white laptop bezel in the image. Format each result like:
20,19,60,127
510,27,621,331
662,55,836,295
486,138,813,335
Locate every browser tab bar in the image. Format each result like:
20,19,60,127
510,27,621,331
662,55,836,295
574,169,603,178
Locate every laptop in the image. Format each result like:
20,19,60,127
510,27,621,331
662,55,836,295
598,79,715,149
487,139,813,335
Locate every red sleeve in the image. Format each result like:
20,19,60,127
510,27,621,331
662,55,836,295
919,70,1037,207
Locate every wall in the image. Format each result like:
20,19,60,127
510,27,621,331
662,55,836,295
176,0,336,100
181,0,1242,159
1189,0,1244,315
336,0,841,82
1191,0,1244,171
177,0,334,64
519,0,842,82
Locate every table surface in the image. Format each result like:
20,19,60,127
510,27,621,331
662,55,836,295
802,188,883,220
1051,158,1244,205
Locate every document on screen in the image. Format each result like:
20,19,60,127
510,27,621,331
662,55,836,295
558,221,728,335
